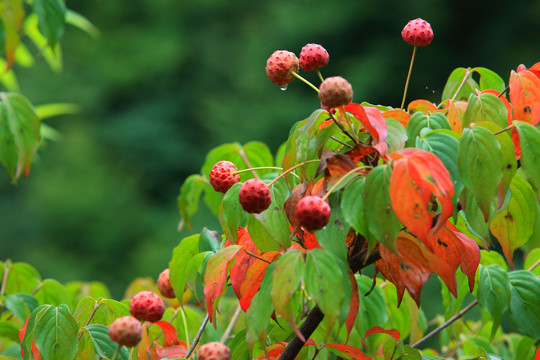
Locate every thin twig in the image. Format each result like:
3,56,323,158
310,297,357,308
0,263,9,297
449,68,473,103
243,249,272,264
327,110,359,145
78,301,102,340
185,313,209,358
400,45,417,109
330,136,354,148
220,304,243,343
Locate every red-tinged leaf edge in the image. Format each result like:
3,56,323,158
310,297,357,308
345,271,360,341
361,326,400,349
509,69,540,125
153,320,179,346
19,316,43,360
343,103,388,157
321,343,372,360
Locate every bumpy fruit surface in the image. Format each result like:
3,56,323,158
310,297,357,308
401,18,434,47
197,342,231,360
108,316,142,347
239,179,271,214
265,50,299,86
209,160,241,193
129,291,165,322
295,195,331,231
318,76,353,109
157,268,175,299
299,43,329,72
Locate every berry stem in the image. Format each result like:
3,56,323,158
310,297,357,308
178,307,190,349
111,344,121,360
400,45,418,110
316,69,325,83
291,71,320,93
267,159,320,187
232,166,283,175
321,165,370,202
327,110,359,145
340,105,360,143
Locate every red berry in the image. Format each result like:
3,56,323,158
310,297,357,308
265,50,299,86
157,268,175,299
209,160,241,193
129,291,165,322
401,18,434,47
108,316,142,347
295,196,331,231
197,342,231,360
299,43,329,72
239,179,271,214
318,76,353,109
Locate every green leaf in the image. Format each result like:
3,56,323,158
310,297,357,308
65,10,100,39
462,93,509,129
489,174,537,267
0,92,41,182
0,0,24,69
227,328,250,360
515,122,540,192
1,261,42,295
34,279,71,308
479,249,508,270
33,0,66,47
247,214,283,252
169,234,200,302
34,304,79,360
0,321,20,342
363,165,401,251
355,275,388,352
73,297,106,328
508,270,540,339
4,293,38,320
342,177,367,236
316,192,349,264
405,112,451,147
476,264,511,338
243,141,274,176
245,263,276,345
85,324,129,360
473,67,506,93
177,174,208,231
457,126,504,221
218,182,243,243
442,67,478,102
304,249,349,333
385,118,407,154
524,249,540,276
100,298,130,320
198,227,221,253
271,250,304,335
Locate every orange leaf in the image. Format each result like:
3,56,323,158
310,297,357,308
444,100,467,133
153,321,179,346
321,343,372,360
203,245,243,324
345,271,360,341
345,143,378,163
407,100,441,114
344,103,388,157
382,109,410,128
509,69,540,125
361,326,400,349
389,149,454,246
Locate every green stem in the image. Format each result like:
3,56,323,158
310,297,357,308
220,304,243,343
267,159,320,187
179,306,191,350
233,166,283,175
291,71,320,93
111,344,121,360
316,69,324,83
243,249,272,264
400,45,417,110
321,166,370,202
449,68,473,102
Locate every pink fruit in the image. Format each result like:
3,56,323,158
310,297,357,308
318,76,353,109
129,291,165,322
265,50,299,86
299,43,329,72
197,342,231,360
295,195,331,231
209,160,241,193
401,18,434,47
108,316,142,347
239,179,271,214
157,268,175,299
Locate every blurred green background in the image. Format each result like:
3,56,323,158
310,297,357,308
1,0,539,299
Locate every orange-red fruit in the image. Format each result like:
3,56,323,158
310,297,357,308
239,179,271,214
197,341,231,360
209,160,241,193
401,18,434,47
129,291,165,322
318,76,353,109
265,50,299,86
299,43,329,72
108,316,142,347
295,195,331,231
157,268,175,299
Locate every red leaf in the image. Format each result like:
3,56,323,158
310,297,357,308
322,343,372,360
19,316,43,360
153,321,179,346
345,271,360,340
428,221,480,292
345,143,378,163
389,149,454,246
361,326,400,349
382,109,410,128
236,250,280,311
343,103,388,157
509,69,540,125
155,342,187,360
407,99,441,114
204,245,243,324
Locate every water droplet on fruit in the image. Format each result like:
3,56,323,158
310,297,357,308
280,84,288,91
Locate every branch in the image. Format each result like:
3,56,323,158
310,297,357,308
277,250,381,360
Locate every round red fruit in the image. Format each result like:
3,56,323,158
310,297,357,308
129,291,165,323
401,18,434,47
318,76,353,109
108,316,142,348
239,179,271,214
295,195,331,231
157,268,175,299
265,50,299,86
209,160,241,193
197,341,231,360
299,43,329,72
